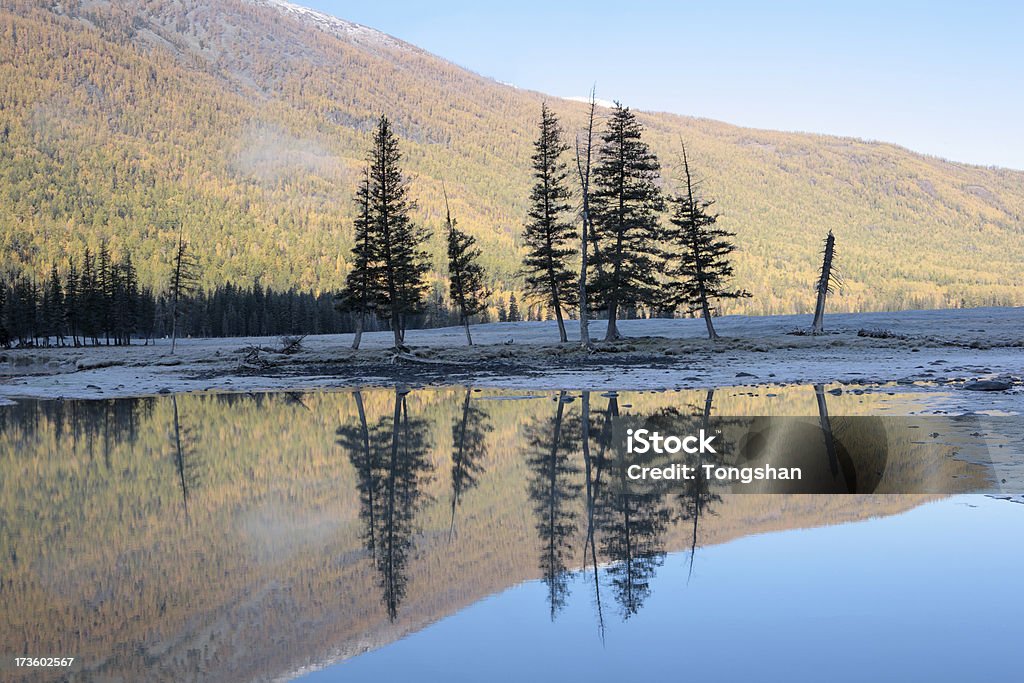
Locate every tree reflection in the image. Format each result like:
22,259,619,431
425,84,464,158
677,390,722,581
337,391,378,557
169,395,201,527
526,391,582,619
814,384,841,479
449,387,491,540
581,391,613,640
339,387,433,621
597,395,670,619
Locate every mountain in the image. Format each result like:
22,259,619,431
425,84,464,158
1,0,1022,316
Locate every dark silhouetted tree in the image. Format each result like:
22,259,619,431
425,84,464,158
523,103,577,343
507,293,521,322
169,228,199,354
811,230,840,334
445,187,491,345
64,257,79,347
44,264,65,346
336,166,378,350
590,103,664,341
665,144,750,340
368,115,429,350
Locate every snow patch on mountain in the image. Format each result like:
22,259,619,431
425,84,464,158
250,0,412,52
566,95,618,109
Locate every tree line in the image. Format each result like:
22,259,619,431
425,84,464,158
0,246,395,348
523,97,750,344
336,101,751,349
2,101,807,350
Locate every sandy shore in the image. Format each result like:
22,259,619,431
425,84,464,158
1,307,1021,412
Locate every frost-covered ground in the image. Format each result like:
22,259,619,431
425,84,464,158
1,307,1022,413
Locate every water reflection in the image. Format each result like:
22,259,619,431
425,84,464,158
449,388,490,541
339,388,433,621
526,391,581,619
0,386,1007,682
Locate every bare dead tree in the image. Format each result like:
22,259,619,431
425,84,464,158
811,230,841,334
575,87,598,349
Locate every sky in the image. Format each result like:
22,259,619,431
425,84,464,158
297,1,1024,170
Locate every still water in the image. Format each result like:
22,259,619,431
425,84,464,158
0,386,1020,682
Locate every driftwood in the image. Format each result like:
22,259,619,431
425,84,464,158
389,352,472,366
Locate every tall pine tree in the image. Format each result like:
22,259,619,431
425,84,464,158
665,144,749,339
444,187,490,345
336,165,378,350
368,115,429,350
590,104,664,341
522,103,577,343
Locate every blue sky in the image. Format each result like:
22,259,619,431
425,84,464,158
299,1,1024,169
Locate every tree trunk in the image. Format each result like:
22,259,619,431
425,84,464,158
576,93,596,350
462,316,473,346
551,286,567,343
391,310,402,349
352,310,364,350
579,221,591,347
605,299,620,341
170,298,178,354
700,294,718,340
811,287,827,334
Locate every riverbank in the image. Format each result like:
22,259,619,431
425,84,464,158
1,307,1021,413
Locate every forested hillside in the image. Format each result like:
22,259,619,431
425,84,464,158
1,0,1022,317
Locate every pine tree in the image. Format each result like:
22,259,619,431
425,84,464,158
114,253,139,344
507,293,522,322
367,115,429,350
97,241,113,345
445,187,491,345
336,166,379,350
169,228,200,353
45,263,64,346
138,287,157,344
8,276,36,346
80,248,100,345
590,103,665,341
664,144,750,340
522,103,577,343
64,257,79,347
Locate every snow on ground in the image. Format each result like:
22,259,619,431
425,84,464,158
0,307,1021,412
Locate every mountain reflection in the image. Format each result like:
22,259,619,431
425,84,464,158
0,386,968,682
